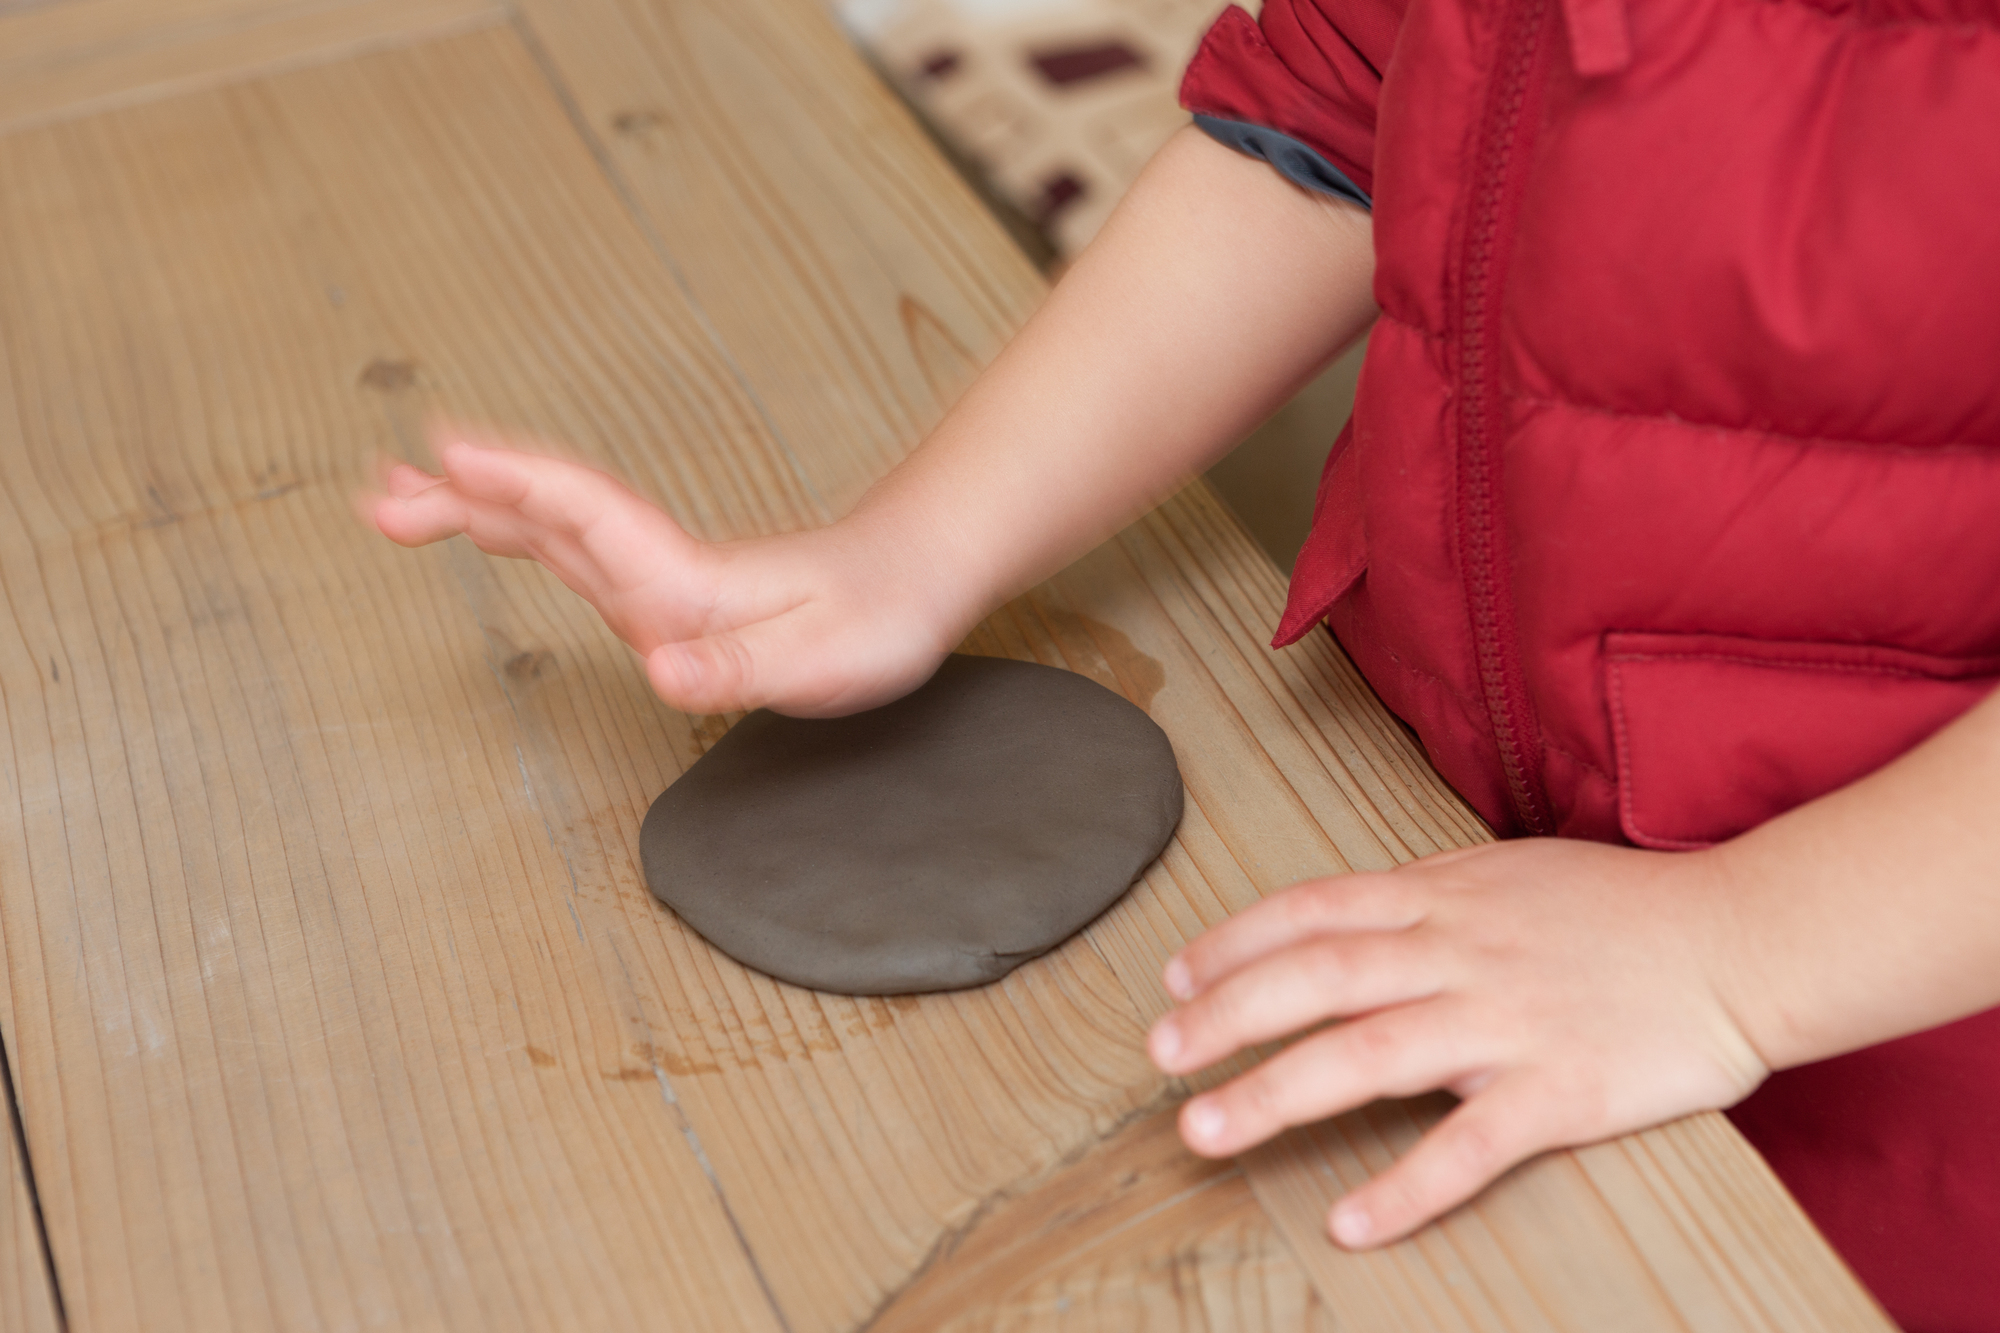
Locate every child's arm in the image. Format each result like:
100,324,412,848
1148,683,2000,1250
367,126,1376,716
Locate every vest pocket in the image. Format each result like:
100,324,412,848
1604,631,2000,849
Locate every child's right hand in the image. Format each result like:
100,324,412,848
363,427,963,717
360,130,1380,719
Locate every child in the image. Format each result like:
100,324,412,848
368,0,2000,1323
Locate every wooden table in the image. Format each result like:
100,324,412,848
0,1,1897,1329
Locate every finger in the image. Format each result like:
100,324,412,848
360,458,448,537
379,466,658,612
436,438,698,585
648,633,762,715
648,616,935,718
1164,874,1425,1002
1150,932,1442,1075
383,461,445,500
648,613,847,715
373,484,603,594
436,435,621,522
1326,1076,1558,1249
371,482,477,548
373,478,550,556
1177,1003,1472,1157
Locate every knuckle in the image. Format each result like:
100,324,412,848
1194,984,1249,1046
1345,931,1406,983
1284,878,1345,926
1296,939,1346,989
1372,1168,1431,1226
1351,872,1423,925
1274,891,1316,935
1230,1067,1287,1130
1170,941,1213,988
1441,1112,1509,1181
1538,1065,1610,1139
1354,879,1406,921
705,634,757,695
1340,1016,1403,1074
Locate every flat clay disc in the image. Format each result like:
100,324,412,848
641,653,1183,994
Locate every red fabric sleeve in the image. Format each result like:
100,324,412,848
1178,0,1404,199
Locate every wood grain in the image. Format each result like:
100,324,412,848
0,23,1173,1333
869,1106,1336,1332
0,0,504,135
0,30,815,1333
0,2,1898,1331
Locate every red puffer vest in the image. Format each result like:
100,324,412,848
1182,0,2000,1325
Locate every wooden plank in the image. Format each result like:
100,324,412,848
510,0,1898,1327
0,23,1210,1333
0,1072,59,1333
0,11,1334,1326
0,31,818,1333
0,0,504,136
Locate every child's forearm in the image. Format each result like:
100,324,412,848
1707,686,2000,1069
842,126,1377,637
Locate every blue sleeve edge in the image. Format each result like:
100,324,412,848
1191,114,1372,211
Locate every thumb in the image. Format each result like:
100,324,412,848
648,634,764,716
646,619,943,718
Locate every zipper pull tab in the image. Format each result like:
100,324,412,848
1562,0,1632,76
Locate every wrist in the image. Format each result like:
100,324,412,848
834,477,1008,646
1682,839,1814,1075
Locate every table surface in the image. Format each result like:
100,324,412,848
0,1,1898,1329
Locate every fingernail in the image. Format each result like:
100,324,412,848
1163,957,1194,1001
1331,1203,1371,1248
1185,1099,1226,1144
1149,1020,1181,1066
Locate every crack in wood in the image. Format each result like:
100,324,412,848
0,1025,67,1331
857,1088,1193,1331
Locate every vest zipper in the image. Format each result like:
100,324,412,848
1457,0,1556,835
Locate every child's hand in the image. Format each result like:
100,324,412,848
1146,840,1771,1248
358,132,1380,718
362,428,963,716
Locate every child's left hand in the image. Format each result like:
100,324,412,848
1146,839,1772,1249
